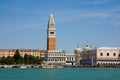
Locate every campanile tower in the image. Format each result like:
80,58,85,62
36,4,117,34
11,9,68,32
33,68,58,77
47,10,56,51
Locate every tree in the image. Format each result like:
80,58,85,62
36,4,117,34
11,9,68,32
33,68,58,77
14,50,23,64
5,56,14,64
23,54,43,64
0,56,6,64
24,53,28,64
27,55,34,64
0,51,44,65
39,58,44,64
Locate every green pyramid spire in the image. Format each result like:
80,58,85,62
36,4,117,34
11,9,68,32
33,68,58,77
48,10,55,25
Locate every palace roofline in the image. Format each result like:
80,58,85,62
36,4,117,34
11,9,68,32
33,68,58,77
98,47,120,49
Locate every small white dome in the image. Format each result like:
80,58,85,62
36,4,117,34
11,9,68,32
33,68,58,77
75,48,82,53
84,44,91,50
75,45,82,53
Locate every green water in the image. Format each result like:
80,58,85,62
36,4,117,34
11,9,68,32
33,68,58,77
0,68,120,80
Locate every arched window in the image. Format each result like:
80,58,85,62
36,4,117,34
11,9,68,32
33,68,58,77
107,53,109,56
113,53,116,56
119,54,120,57
100,53,103,56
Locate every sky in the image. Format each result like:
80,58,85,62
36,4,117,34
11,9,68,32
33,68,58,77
0,0,120,52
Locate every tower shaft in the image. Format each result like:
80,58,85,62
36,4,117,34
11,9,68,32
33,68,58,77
47,11,56,51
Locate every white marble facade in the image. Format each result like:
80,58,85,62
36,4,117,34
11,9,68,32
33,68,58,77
82,47,120,67
97,47,120,66
45,50,66,66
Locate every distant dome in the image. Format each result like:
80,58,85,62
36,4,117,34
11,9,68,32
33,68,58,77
75,45,82,53
84,44,91,50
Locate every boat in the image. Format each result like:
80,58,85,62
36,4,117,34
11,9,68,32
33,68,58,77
20,66,27,68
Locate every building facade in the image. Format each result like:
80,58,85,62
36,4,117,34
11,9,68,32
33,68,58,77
82,49,96,66
65,53,75,66
74,45,82,66
82,47,120,67
45,50,66,67
0,49,46,58
97,47,120,67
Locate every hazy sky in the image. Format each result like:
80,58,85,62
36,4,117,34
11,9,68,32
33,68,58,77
0,0,120,52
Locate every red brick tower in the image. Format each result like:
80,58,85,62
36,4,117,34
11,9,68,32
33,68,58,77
47,10,56,51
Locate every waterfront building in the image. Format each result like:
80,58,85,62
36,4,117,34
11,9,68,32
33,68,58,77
97,47,120,67
74,45,82,66
82,45,96,66
65,53,75,66
0,49,46,58
45,50,75,67
82,45,120,67
45,50,66,67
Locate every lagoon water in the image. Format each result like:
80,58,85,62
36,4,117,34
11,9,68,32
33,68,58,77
0,68,120,80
